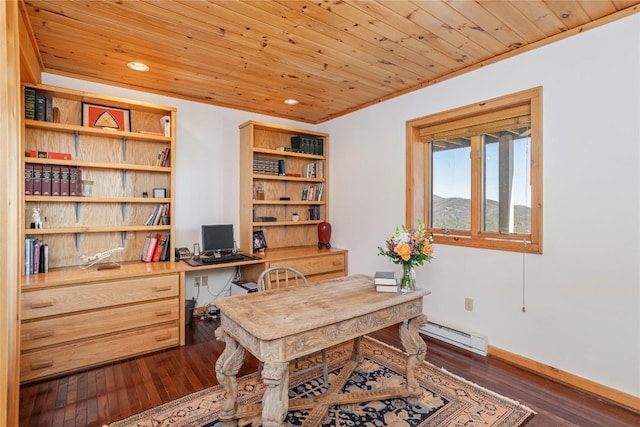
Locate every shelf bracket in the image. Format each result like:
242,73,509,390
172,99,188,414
75,201,81,223
74,131,80,157
121,169,127,191
121,202,126,222
120,231,126,248
75,232,80,251
122,137,127,162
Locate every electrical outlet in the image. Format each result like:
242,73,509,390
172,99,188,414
465,298,474,312
194,276,201,287
201,276,208,286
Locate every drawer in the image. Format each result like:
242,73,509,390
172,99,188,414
269,253,345,278
21,273,179,320
20,321,179,383
21,298,179,351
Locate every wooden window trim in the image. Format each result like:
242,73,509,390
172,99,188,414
406,87,542,254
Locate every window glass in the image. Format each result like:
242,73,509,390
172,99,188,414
482,128,531,234
406,88,541,253
431,138,470,231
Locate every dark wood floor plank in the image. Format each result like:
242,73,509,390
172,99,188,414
36,381,55,427
18,319,640,427
17,376,37,426
134,358,163,408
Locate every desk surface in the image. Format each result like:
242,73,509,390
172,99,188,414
215,274,430,341
214,274,430,426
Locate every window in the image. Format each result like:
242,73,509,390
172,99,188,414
406,88,542,253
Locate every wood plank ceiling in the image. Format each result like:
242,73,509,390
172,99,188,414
23,0,640,124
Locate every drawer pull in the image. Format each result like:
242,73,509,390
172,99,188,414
155,334,172,342
30,330,54,340
30,360,54,371
155,310,172,317
153,285,172,292
30,300,54,309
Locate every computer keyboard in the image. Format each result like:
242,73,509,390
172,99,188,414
200,253,247,264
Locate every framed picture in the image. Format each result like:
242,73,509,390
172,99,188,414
153,188,167,198
82,102,131,131
253,230,267,252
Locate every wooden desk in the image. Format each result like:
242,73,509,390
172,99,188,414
214,274,430,427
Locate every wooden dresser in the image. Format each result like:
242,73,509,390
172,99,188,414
20,262,184,383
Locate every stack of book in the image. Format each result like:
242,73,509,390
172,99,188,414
374,271,398,292
141,233,171,262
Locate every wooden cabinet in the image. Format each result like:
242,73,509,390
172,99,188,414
20,263,183,383
262,247,348,283
21,83,176,269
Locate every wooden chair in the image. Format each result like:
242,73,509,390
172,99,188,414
256,266,329,387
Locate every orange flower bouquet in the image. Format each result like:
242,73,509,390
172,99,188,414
377,221,434,292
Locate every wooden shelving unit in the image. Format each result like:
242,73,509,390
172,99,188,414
239,121,330,253
21,83,176,269
19,83,180,383
239,121,348,282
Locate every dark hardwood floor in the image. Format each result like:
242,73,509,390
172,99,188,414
19,318,640,427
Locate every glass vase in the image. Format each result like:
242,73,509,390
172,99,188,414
400,264,416,293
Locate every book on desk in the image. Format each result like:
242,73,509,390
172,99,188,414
374,271,398,292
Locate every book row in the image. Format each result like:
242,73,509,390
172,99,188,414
307,204,321,221
304,161,325,179
291,136,324,155
301,183,324,201
24,88,57,122
25,163,82,196
252,157,325,180
154,147,171,167
145,203,170,226
253,157,281,175
24,238,49,275
141,233,171,262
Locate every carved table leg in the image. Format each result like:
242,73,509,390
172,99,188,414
214,328,246,427
261,361,289,427
399,314,428,404
351,336,363,363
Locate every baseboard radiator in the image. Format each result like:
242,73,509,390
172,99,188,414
419,320,488,356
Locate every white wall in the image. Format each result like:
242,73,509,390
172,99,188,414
44,14,640,397
322,15,640,397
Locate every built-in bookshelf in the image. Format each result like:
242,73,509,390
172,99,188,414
19,84,180,383
239,121,332,254
21,83,176,271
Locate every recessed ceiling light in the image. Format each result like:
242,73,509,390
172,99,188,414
284,98,299,105
127,61,149,72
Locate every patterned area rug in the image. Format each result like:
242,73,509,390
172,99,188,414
108,336,534,427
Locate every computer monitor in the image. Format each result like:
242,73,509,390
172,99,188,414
201,224,235,253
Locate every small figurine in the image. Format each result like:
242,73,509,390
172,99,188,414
32,207,43,229
80,247,124,269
